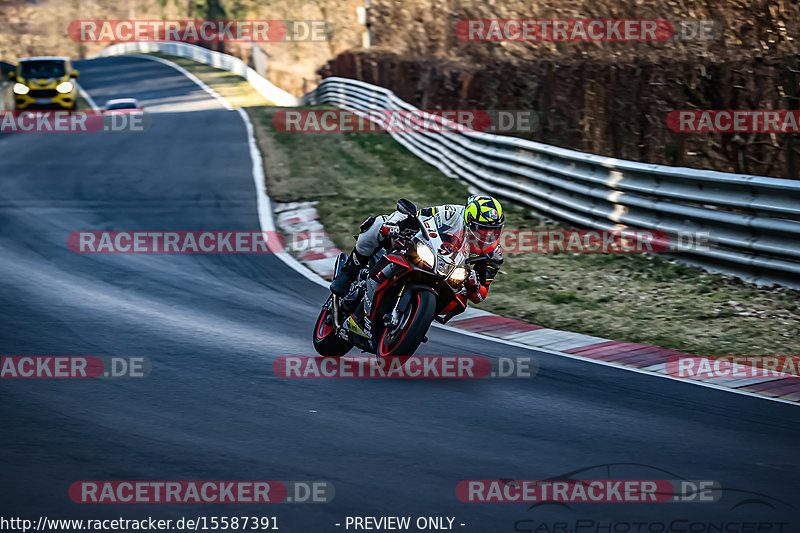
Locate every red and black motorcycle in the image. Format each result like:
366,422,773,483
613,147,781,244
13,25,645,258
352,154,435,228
313,199,473,357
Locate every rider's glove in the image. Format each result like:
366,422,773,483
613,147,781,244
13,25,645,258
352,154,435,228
380,222,400,238
465,270,481,292
464,270,488,303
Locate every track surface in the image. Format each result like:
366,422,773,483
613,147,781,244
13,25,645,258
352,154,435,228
1,56,798,530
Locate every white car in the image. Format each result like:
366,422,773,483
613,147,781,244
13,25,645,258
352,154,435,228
102,98,144,114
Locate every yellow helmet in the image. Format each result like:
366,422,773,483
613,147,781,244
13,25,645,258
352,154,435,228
464,195,504,248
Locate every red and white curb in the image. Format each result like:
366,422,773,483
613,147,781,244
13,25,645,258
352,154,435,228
449,308,799,403
274,202,342,280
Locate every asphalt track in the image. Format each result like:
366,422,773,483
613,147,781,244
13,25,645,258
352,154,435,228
1,56,799,531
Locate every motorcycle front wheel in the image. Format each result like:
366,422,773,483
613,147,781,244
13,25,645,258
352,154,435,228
377,290,436,357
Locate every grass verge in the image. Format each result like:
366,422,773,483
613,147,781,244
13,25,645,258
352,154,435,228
148,53,800,357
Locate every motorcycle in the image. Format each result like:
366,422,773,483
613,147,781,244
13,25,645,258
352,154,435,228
313,199,475,357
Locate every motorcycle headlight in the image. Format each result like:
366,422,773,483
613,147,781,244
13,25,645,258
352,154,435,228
13,83,29,95
56,81,74,94
416,242,435,268
449,267,468,284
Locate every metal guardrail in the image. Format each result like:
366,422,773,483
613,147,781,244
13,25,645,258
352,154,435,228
303,77,800,287
91,41,300,106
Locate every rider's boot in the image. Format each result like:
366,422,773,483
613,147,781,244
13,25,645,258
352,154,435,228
330,251,369,295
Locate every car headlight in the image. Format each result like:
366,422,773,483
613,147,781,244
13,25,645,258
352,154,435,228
56,81,74,94
449,267,468,284
416,242,435,268
13,83,29,95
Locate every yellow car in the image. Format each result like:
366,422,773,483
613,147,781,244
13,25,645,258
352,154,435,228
8,56,79,110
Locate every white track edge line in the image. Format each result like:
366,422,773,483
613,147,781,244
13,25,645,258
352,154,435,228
433,324,799,407
75,81,99,112
237,107,325,286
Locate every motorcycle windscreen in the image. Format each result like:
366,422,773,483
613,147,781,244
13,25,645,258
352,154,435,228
435,221,469,255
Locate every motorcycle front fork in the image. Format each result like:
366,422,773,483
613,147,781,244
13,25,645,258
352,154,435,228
332,295,341,330
385,284,406,329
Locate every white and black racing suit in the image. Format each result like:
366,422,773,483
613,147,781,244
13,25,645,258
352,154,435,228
347,204,503,303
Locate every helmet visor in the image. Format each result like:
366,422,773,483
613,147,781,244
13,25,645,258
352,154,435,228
468,222,502,248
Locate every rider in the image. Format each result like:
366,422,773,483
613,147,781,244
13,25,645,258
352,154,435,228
330,195,505,304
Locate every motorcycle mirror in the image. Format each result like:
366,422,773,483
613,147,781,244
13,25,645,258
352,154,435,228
396,198,417,216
